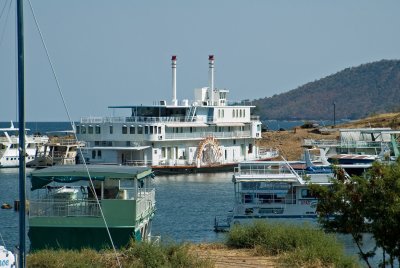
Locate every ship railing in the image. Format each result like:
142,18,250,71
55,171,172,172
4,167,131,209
250,115,260,121
339,141,385,148
234,163,294,177
258,148,279,159
80,116,206,124
48,137,81,146
29,199,101,218
125,160,150,166
165,130,251,140
303,139,339,147
136,189,156,221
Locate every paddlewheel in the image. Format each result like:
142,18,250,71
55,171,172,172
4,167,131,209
196,136,222,167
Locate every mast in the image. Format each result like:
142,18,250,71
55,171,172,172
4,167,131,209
17,0,26,267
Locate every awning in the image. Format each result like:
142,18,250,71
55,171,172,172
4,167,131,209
91,146,150,151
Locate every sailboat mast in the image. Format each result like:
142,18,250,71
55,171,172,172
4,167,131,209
17,0,26,267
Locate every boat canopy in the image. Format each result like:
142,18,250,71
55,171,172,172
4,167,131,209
30,165,153,190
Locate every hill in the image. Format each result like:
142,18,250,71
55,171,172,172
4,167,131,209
253,59,400,120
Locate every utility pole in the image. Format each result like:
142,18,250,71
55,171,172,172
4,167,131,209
333,102,336,127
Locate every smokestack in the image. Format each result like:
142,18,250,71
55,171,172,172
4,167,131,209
171,55,177,106
209,55,214,106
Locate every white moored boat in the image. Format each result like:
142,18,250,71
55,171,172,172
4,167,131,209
0,122,49,168
214,160,333,231
76,56,278,174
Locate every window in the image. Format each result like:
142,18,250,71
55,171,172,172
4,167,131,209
92,150,96,159
81,126,87,134
145,126,149,134
88,126,93,134
239,110,242,117
158,126,161,134
232,110,235,117
130,126,135,134
97,150,102,158
122,125,128,134
95,125,101,134
248,144,253,154
76,125,80,134
109,125,113,134
243,109,246,117
138,126,143,134
222,109,224,117
150,126,153,134
301,189,314,198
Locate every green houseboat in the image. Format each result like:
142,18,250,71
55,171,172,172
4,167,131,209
28,165,156,250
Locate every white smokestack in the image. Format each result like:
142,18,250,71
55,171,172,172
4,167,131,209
209,55,214,106
172,55,177,106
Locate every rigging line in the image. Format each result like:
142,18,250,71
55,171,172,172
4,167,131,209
0,0,12,48
0,0,9,22
26,1,122,267
14,0,18,122
0,232,6,248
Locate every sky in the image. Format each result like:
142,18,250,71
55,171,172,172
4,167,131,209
0,0,399,121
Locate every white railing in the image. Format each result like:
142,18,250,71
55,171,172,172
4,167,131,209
136,189,155,221
303,139,338,147
29,199,101,217
81,116,205,124
234,162,295,177
304,139,387,149
165,130,251,140
258,148,279,159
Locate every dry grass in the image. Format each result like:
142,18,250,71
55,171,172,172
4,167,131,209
189,244,279,268
257,128,338,160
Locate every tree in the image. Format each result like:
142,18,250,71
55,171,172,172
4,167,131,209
310,160,400,268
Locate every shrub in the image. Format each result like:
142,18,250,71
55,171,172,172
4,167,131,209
226,221,359,267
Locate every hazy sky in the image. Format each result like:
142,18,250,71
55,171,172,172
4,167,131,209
0,0,399,121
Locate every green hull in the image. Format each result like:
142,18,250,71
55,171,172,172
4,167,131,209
28,226,140,251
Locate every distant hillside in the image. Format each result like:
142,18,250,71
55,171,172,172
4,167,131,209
253,60,400,120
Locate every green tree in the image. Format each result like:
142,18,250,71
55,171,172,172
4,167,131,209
311,160,400,267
